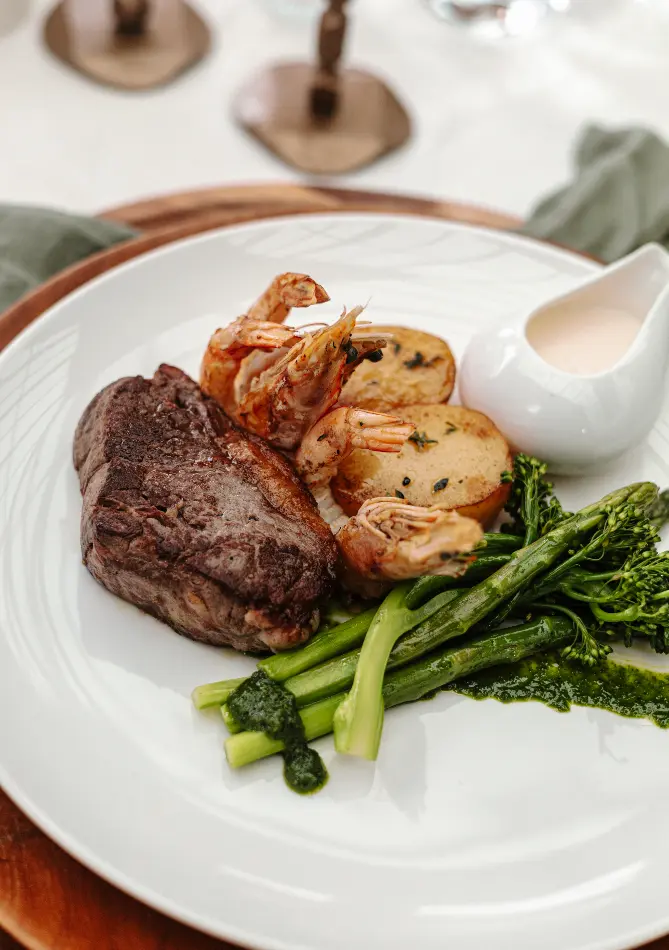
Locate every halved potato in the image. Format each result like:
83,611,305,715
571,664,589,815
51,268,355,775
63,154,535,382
332,404,512,527
339,326,456,412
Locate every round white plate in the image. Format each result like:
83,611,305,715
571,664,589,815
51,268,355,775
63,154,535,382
1,214,669,950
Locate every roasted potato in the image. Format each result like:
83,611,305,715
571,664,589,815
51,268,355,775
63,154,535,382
339,326,456,412
332,404,512,527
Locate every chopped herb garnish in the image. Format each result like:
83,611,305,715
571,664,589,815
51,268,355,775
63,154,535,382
393,342,401,355
342,340,359,364
408,430,438,451
402,476,411,486
317,433,327,441
395,490,405,499
433,477,450,492
364,349,384,363
404,351,425,369
445,424,458,435
403,351,442,370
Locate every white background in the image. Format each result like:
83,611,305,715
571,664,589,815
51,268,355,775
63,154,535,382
0,0,668,217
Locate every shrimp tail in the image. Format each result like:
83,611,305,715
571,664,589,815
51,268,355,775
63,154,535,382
295,407,414,488
247,273,330,324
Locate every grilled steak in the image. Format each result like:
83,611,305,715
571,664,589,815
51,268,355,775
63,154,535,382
73,364,338,652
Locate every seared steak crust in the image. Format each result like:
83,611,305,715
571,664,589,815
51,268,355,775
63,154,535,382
74,364,337,652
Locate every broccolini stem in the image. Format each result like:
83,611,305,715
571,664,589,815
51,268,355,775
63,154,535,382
258,607,378,682
225,615,574,769
479,533,525,551
219,590,463,724
590,603,667,624
647,488,669,531
286,647,361,706
191,676,246,710
520,460,548,545
283,589,463,707
221,703,242,733
196,610,377,717
406,535,523,610
383,615,574,706
333,584,411,760
531,601,611,664
560,582,616,603
406,552,514,609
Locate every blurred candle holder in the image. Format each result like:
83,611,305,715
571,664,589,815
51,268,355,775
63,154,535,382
426,0,570,37
44,0,211,91
234,0,412,175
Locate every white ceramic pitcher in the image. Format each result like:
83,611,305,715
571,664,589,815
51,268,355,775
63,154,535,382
459,243,669,474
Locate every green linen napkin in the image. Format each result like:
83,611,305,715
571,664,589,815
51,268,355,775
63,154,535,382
1,124,669,316
522,125,669,263
0,205,137,314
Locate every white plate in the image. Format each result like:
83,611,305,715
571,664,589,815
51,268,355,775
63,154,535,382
1,213,669,950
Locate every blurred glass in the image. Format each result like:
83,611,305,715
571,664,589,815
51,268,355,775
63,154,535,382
426,0,570,37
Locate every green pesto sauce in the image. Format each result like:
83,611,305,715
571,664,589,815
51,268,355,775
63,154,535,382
442,651,669,728
227,671,328,794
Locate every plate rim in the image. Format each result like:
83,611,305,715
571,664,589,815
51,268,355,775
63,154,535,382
0,207,592,358
4,211,667,950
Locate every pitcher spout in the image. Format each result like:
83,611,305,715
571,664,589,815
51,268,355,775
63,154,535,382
599,243,669,330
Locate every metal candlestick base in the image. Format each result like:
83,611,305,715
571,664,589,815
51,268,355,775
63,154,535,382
44,0,210,91
234,63,411,175
234,0,411,175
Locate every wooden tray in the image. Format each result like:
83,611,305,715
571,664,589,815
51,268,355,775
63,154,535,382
0,184,665,950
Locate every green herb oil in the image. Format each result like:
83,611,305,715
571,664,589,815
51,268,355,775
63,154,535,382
442,651,669,728
227,671,328,793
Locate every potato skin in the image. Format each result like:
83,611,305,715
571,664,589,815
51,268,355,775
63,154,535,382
339,326,456,412
332,404,512,527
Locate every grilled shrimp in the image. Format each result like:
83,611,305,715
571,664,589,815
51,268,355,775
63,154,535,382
200,318,302,417
236,306,389,450
337,498,482,597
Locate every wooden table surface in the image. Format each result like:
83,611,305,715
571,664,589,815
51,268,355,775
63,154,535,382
0,183,666,950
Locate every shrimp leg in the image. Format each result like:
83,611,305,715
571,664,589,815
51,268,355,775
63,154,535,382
247,273,330,324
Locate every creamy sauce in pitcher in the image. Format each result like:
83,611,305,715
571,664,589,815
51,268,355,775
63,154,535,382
527,304,641,375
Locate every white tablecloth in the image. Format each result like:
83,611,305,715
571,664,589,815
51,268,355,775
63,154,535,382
0,0,667,218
